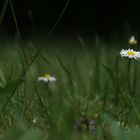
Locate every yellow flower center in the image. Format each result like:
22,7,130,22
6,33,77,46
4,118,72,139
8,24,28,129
127,51,135,56
44,74,51,78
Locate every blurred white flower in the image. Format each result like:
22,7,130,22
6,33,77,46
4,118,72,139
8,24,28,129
129,36,137,46
120,49,140,60
33,118,37,124
38,74,56,83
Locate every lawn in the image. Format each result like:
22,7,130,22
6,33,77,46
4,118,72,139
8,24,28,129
0,37,140,140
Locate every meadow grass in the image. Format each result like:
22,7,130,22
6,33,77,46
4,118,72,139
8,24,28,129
1,0,140,139
0,38,140,140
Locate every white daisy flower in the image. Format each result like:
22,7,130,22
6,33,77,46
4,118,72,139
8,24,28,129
38,74,56,83
120,49,140,60
129,36,137,46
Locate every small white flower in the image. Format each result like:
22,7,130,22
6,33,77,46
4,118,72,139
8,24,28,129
129,36,137,46
120,49,140,60
33,118,37,124
38,74,56,83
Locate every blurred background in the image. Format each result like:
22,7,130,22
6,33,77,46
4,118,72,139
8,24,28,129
0,0,139,40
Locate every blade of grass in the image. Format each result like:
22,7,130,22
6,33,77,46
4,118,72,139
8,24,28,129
0,0,9,27
0,78,23,113
57,55,73,88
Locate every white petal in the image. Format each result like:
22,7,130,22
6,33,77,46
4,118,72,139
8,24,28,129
38,77,49,82
49,77,56,82
136,52,140,59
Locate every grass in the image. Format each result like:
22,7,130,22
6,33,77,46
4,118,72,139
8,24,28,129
1,0,140,139
0,38,139,140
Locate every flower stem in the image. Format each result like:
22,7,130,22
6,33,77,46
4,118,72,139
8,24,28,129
128,59,132,96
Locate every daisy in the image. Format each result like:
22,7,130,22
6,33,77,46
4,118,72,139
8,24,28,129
120,49,140,60
38,74,56,83
129,36,137,46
